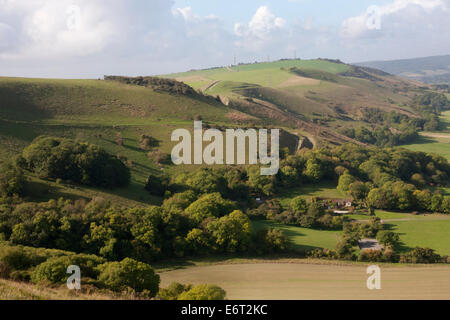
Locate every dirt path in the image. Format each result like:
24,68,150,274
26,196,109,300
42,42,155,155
202,80,221,92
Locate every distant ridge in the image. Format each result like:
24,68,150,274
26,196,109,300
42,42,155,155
355,54,450,84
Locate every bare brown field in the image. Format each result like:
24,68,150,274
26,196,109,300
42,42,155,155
159,262,450,300
277,75,320,88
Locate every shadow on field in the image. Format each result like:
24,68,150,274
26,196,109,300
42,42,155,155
383,223,413,252
410,136,436,145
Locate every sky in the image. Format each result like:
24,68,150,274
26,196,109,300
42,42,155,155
0,0,449,78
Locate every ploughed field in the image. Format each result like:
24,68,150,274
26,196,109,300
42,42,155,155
159,262,450,300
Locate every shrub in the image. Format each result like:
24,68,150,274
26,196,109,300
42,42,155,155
376,231,401,249
0,163,26,197
308,248,336,260
20,136,130,188
148,150,171,165
185,193,236,224
358,249,383,262
399,247,442,264
9,270,31,282
145,174,170,197
0,246,44,271
158,282,192,300
31,254,105,284
178,284,226,300
32,256,72,284
97,258,160,295
206,210,253,253
290,197,308,214
254,228,291,254
0,261,11,279
139,135,159,150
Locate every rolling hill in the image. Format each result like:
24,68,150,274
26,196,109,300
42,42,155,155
163,58,428,146
0,58,441,207
356,54,450,84
0,59,449,300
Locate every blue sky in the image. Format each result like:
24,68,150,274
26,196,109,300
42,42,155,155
0,0,449,78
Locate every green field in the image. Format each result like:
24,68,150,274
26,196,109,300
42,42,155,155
254,210,450,255
253,220,341,251
278,181,345,208
403,110,450,160
403,136,450,160
386,219,450,255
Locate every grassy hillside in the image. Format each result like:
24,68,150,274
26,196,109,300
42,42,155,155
0,77,250,205
164,59,426,147
0,279,125,300
0,58,441,207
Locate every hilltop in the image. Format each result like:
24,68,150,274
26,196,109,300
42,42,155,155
163,58,431,145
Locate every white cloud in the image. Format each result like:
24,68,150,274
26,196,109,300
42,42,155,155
338,0,450,61
235,6,286,38
234,6,287,51
341,0,448,39
0,0,124,61
0,1,448,78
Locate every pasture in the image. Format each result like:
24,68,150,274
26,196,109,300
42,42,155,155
253,220,341,251
386,219,450,256
403,110,450,160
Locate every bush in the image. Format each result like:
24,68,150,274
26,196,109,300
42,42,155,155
97,258,160,295
178,284,226,300
0,261,11,279
290,197,308,214
9,270,31,282
308,248,337,259
20,136,130,188
358,249,383,262
148,150,171,165
139,135,159,151
31,254,105,284
0,163,26,197
376,231,401,249
399,247,442,264
206,210,253,253
158,282,192,300
32,256,72,284
145,174,170,197
0,246,44,271
185,193,236,224
254,228,290,254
